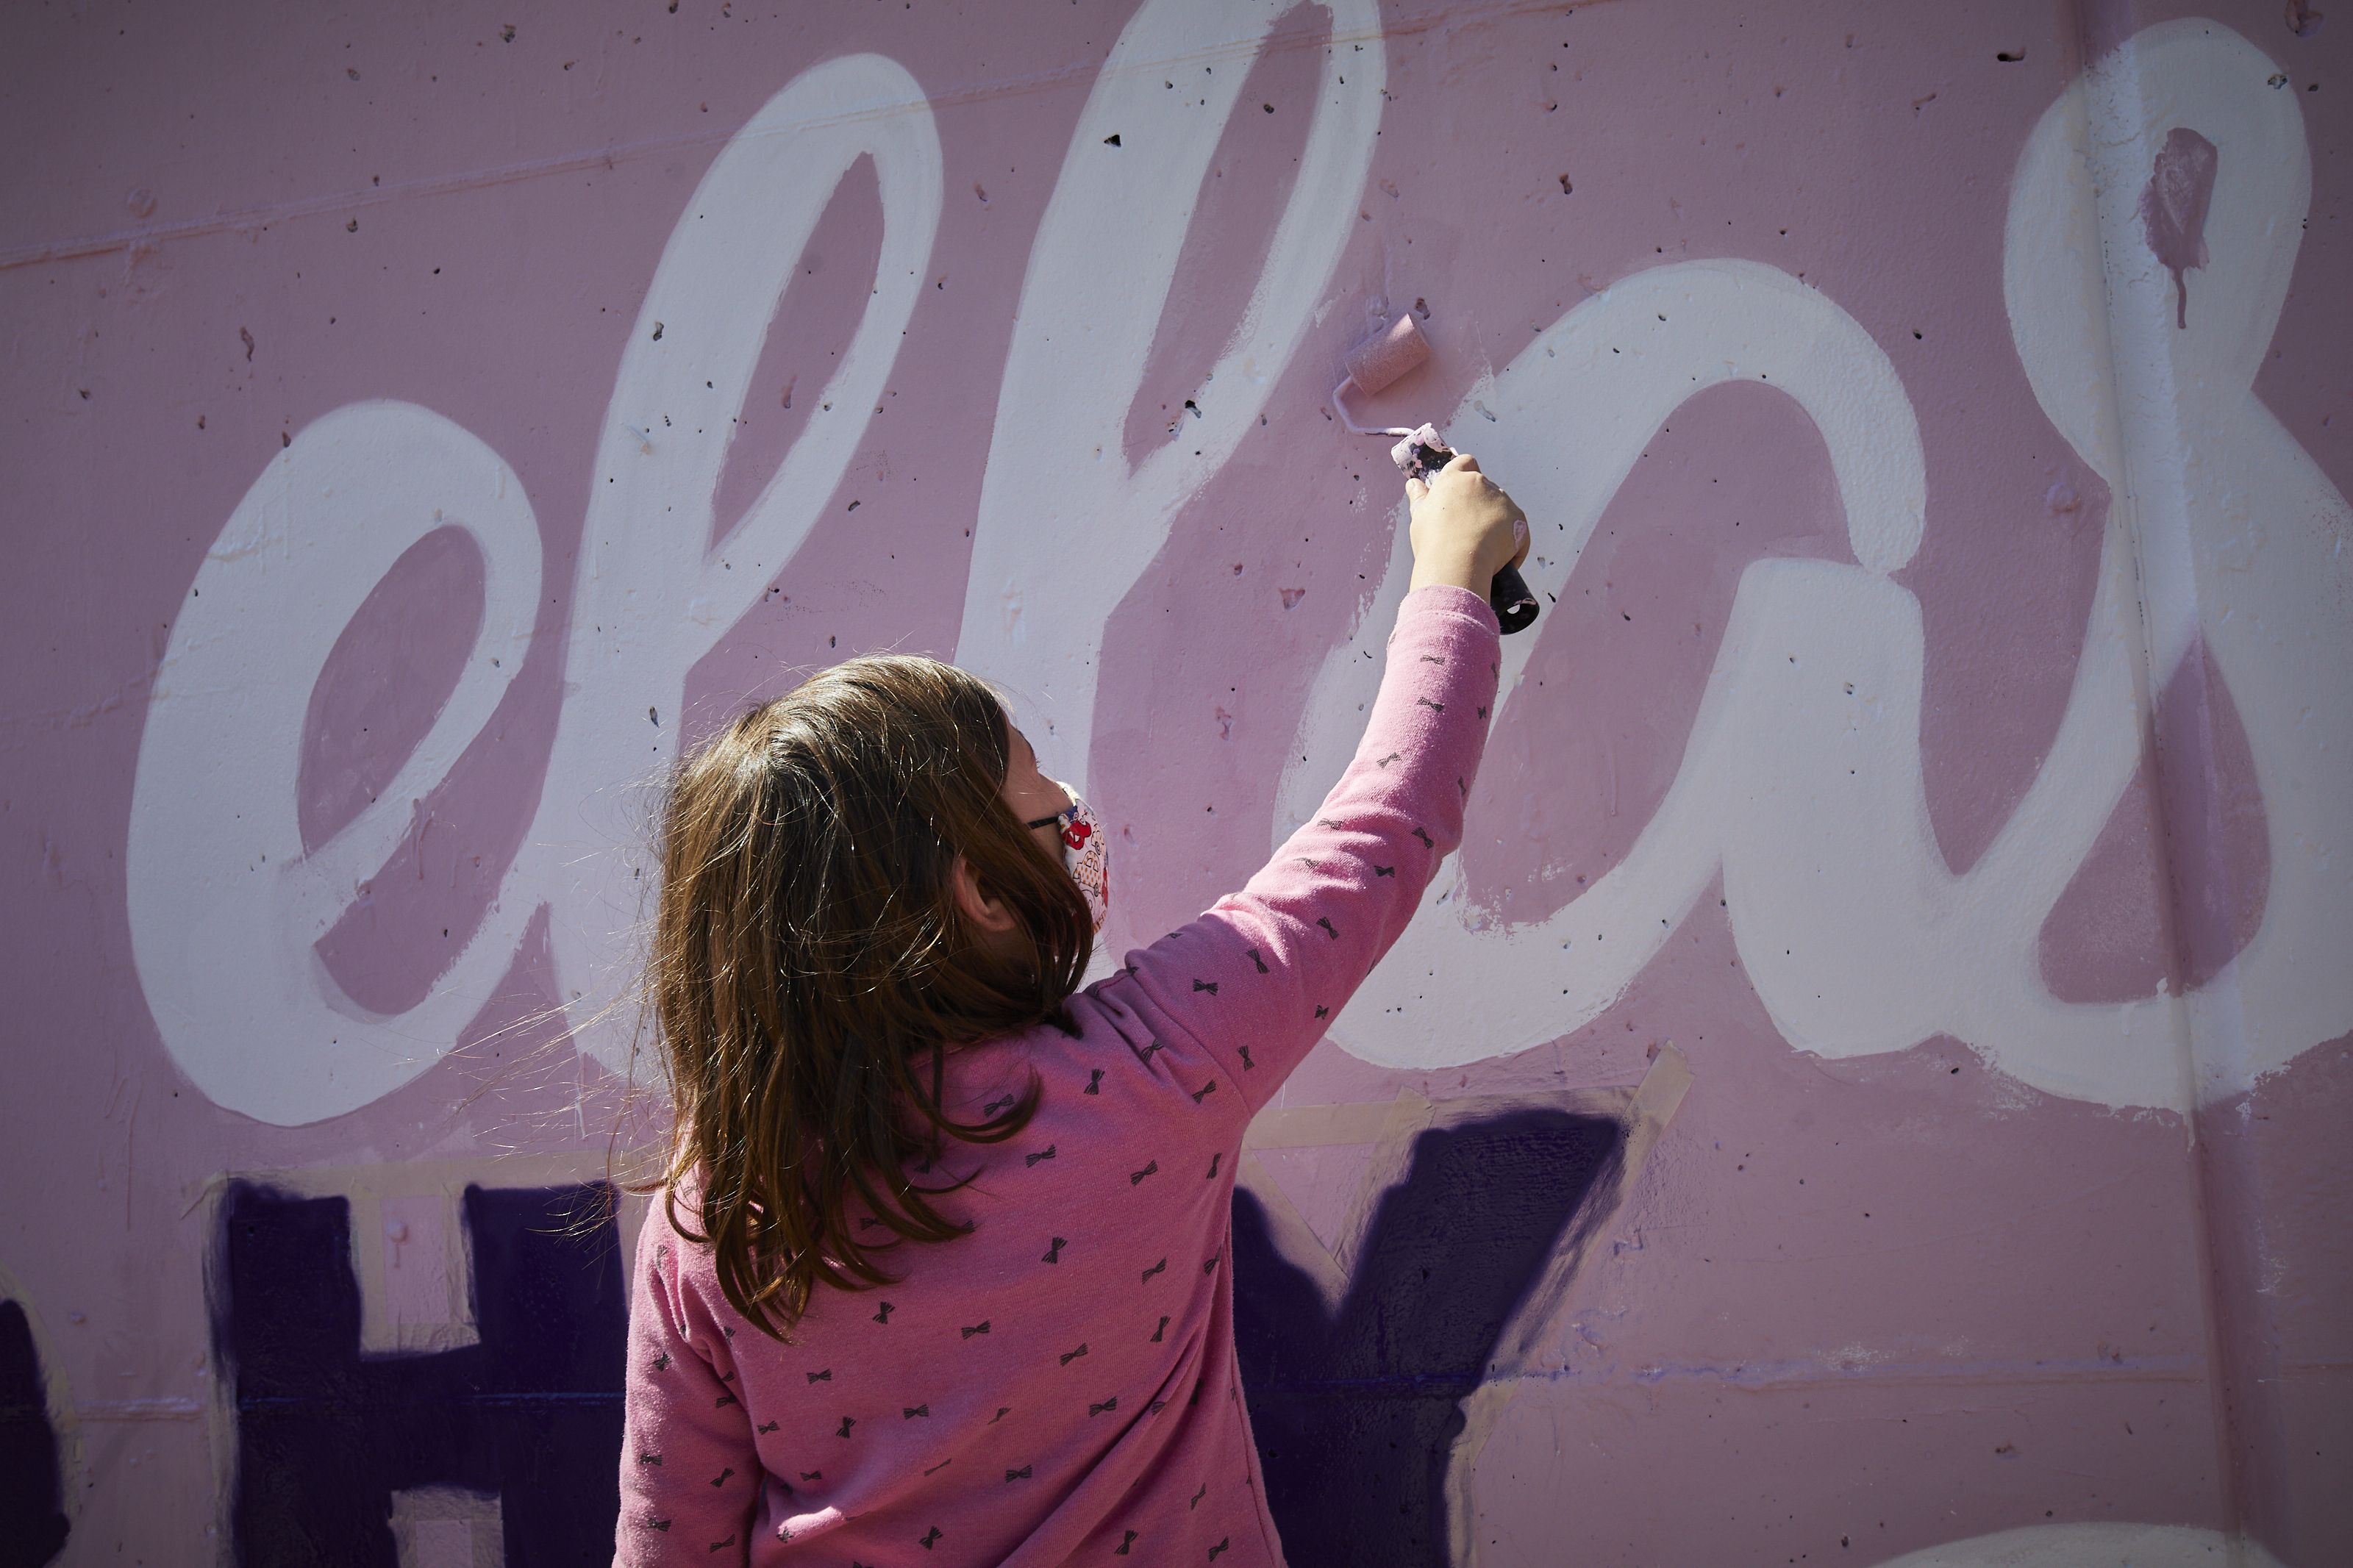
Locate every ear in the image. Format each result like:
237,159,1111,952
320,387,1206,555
950,851,1018,934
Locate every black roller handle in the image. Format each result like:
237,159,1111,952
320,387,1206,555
1396,434,1540,635
1488,561,1540,635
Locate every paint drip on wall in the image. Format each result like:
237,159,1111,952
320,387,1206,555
2140,126,2218,329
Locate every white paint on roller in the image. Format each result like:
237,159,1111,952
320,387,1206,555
1333,312,1432,435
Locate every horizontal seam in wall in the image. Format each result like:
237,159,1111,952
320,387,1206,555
0,0,1606,272
1251,1365,2215,1398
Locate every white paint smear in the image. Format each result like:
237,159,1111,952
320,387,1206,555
1274,21,2349,1112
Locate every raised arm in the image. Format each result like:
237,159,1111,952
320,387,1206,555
1096,456,1526,1127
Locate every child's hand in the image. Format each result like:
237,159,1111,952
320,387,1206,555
1405,453,1529,597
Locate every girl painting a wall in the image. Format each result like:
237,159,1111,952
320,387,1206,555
615,457,1529,1564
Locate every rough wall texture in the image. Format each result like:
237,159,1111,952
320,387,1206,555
2,1,2346,1564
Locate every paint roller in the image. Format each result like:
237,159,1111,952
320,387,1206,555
1333,314,1539,634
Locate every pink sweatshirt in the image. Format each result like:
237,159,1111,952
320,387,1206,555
615,583,1504,1567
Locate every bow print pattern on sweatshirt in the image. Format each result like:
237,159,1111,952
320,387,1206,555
615,584,1502,1566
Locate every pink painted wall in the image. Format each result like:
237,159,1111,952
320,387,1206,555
2,1,2346,1563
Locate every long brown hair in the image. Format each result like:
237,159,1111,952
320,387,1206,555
643,655,1091,1339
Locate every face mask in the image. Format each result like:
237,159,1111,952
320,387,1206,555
1047,779,1110,934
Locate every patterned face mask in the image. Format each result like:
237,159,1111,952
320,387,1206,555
1026,780,1109,934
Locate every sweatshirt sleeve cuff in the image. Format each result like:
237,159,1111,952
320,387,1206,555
1399,581,1503,637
